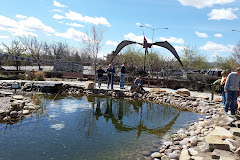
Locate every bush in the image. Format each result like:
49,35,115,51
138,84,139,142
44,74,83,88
35,71,45,81
187,73,219,84
44,71,63,78
0,72,17,80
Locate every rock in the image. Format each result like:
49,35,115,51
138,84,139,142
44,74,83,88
189,136,198,146
27,106,36,110
13,95,24,100
205,126,234,151
212,149,239,160
10,111,18,118
213,97,222,102
193,102,198,107
176,88,190,96
234,120,240,128
198,121,208,127
150,152,161,158
195,94,209,100
84,81,95,90
149,88,166,93
18,111,23,115
191,156,204,160
216,115,235,126
225,139,240,151
164,141,173,147
235,147,240,156
188,148,198,156
1,92,13,96
179,138,189,145
229,127,240,137
142,151,151,156
2,116,11,121
0,109,5,114
11,100,25,110
168,150,181,159
206,126,234,140
161,155,169,160
198,142,210,152
23,110,30,115
179,149,190,160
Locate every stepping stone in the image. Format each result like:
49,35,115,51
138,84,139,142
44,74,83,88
212,149,239,160
13,95,24,100
205,126,234,151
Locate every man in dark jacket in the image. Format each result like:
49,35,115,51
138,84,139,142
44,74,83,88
106,64,115,89
134,76,144,91
120,62,127,89
96,66,105,88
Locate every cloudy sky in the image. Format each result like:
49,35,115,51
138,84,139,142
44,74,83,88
0,0,239,60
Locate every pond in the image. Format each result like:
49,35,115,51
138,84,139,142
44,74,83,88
0,96,205,160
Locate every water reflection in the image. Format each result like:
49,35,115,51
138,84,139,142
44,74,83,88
79,96,180,139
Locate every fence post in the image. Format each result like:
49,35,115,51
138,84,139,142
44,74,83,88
148,76,150,87
211,83,214,100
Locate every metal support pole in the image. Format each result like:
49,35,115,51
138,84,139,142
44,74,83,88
211,84,214,101
143,52,146,75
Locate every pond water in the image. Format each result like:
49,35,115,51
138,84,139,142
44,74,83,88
0,96,205,160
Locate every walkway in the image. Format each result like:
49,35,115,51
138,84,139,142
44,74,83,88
0,79,222,100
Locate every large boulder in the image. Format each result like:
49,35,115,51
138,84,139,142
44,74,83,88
205,126,234,151
176,88,190,96
84,81,95,90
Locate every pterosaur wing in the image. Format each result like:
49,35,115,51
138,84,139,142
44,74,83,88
153,41,183,67
112,40,140,56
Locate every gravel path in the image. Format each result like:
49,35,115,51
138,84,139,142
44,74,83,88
0,96,11,111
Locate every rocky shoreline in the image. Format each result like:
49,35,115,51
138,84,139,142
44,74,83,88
0,81,240,160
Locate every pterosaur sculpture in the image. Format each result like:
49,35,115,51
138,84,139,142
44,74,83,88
111,40,183,67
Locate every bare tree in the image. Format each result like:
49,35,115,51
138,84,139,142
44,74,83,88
2,40,25,70
51,42,70,60
20,36,43,70
232,41,240,66
42,41,53,61
82,24,107,85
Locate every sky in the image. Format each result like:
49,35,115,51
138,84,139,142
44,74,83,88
0,0,240,61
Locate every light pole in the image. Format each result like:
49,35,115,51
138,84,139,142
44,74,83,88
139,25,168,75
140,26,168,49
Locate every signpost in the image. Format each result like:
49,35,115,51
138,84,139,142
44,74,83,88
11,82,19,94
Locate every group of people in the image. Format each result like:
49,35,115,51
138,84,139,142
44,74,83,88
220,68,240,116
96,63,144,90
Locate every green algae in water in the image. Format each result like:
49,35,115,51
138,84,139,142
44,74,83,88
0,96,205,160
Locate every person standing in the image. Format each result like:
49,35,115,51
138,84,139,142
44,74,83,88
220,71,227,105
224,67,240,116
106,64,115,89
120,62,127,89
96,66,105,88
